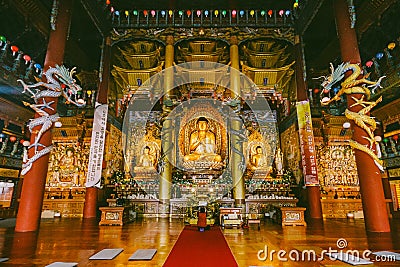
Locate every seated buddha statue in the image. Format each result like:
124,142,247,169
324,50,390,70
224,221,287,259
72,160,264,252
134,146,157,171
183,117,222,163
250,146,268,170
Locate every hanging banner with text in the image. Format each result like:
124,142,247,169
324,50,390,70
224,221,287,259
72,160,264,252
296,100,319,186
86,103,108,188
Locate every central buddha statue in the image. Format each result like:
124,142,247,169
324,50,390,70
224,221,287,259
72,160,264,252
184,117,222,163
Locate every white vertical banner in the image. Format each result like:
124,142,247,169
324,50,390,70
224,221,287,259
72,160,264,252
86,103,108,188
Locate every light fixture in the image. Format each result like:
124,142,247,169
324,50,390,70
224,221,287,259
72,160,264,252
374,136,382,142
231,10,237,18
10,45,19,56
365,60,373,67
343,122,351,129
376,52,384,59
23,54,31,64
388,42,396,50
321,97,331,103
22,140,30,147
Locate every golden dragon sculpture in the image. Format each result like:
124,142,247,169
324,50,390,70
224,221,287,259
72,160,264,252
319,62,385,171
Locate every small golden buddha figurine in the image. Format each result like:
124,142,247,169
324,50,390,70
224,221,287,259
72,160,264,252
183,117,222,163
250,146,267,170
135,146,156,171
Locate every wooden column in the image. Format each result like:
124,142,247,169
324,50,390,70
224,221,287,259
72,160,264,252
83,36,112,219
230,36,245,206
334,0,390,232
294,36,323,219
15,0,74,232
159,35,174,216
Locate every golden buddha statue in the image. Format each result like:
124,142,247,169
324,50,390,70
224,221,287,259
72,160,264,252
250,146,267,170
134,146,157,171
183,117,222,163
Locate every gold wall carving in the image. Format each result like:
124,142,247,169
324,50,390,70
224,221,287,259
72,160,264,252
280,124,301,183
104,124,123,180
316,144,359,187
47,142,90,187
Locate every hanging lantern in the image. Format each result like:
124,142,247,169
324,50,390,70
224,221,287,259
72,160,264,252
161,10,166,17
22,140,30,147
388,42,396,50
279,10,284,16
23,54,31,64
106,0,110,5
204,10,209,17
239,10,245,17
285,10,290,16
250,10,255,16
196,10,201,17
143,10,148,17
267,10,273,17
232,10,237,18
222,10,227,16
376,52,384,59
10,45,19,56
186,10,191,17
260,10,265,16
214,10,219,17
9,136,17,142
34,63,42,72
294,2,299,8
168,10,173,17
178,10,184,16
0,35,6,46
124,10,129,17
365,60,373,67
393,135,399,142
150,10,156,17
313,88,319,94
133,10,138,16
383,137,389,143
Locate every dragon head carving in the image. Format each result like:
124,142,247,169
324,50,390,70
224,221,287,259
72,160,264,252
54,65,85,106
320,62,347,91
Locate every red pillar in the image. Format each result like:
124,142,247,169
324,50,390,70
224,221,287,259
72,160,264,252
334,0,390,232
15,0,74,232
294,36,323,219
83,36,111,218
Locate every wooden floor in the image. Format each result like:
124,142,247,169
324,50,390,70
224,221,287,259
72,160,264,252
0,217,399,266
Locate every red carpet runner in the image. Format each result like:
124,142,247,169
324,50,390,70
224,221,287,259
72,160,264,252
163,225,238,267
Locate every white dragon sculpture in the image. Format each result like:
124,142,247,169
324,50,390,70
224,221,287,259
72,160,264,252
18,65,85,175
319,62,385,171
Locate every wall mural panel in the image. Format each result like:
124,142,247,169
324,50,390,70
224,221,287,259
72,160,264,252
47,142,90,187
280,124,301,183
